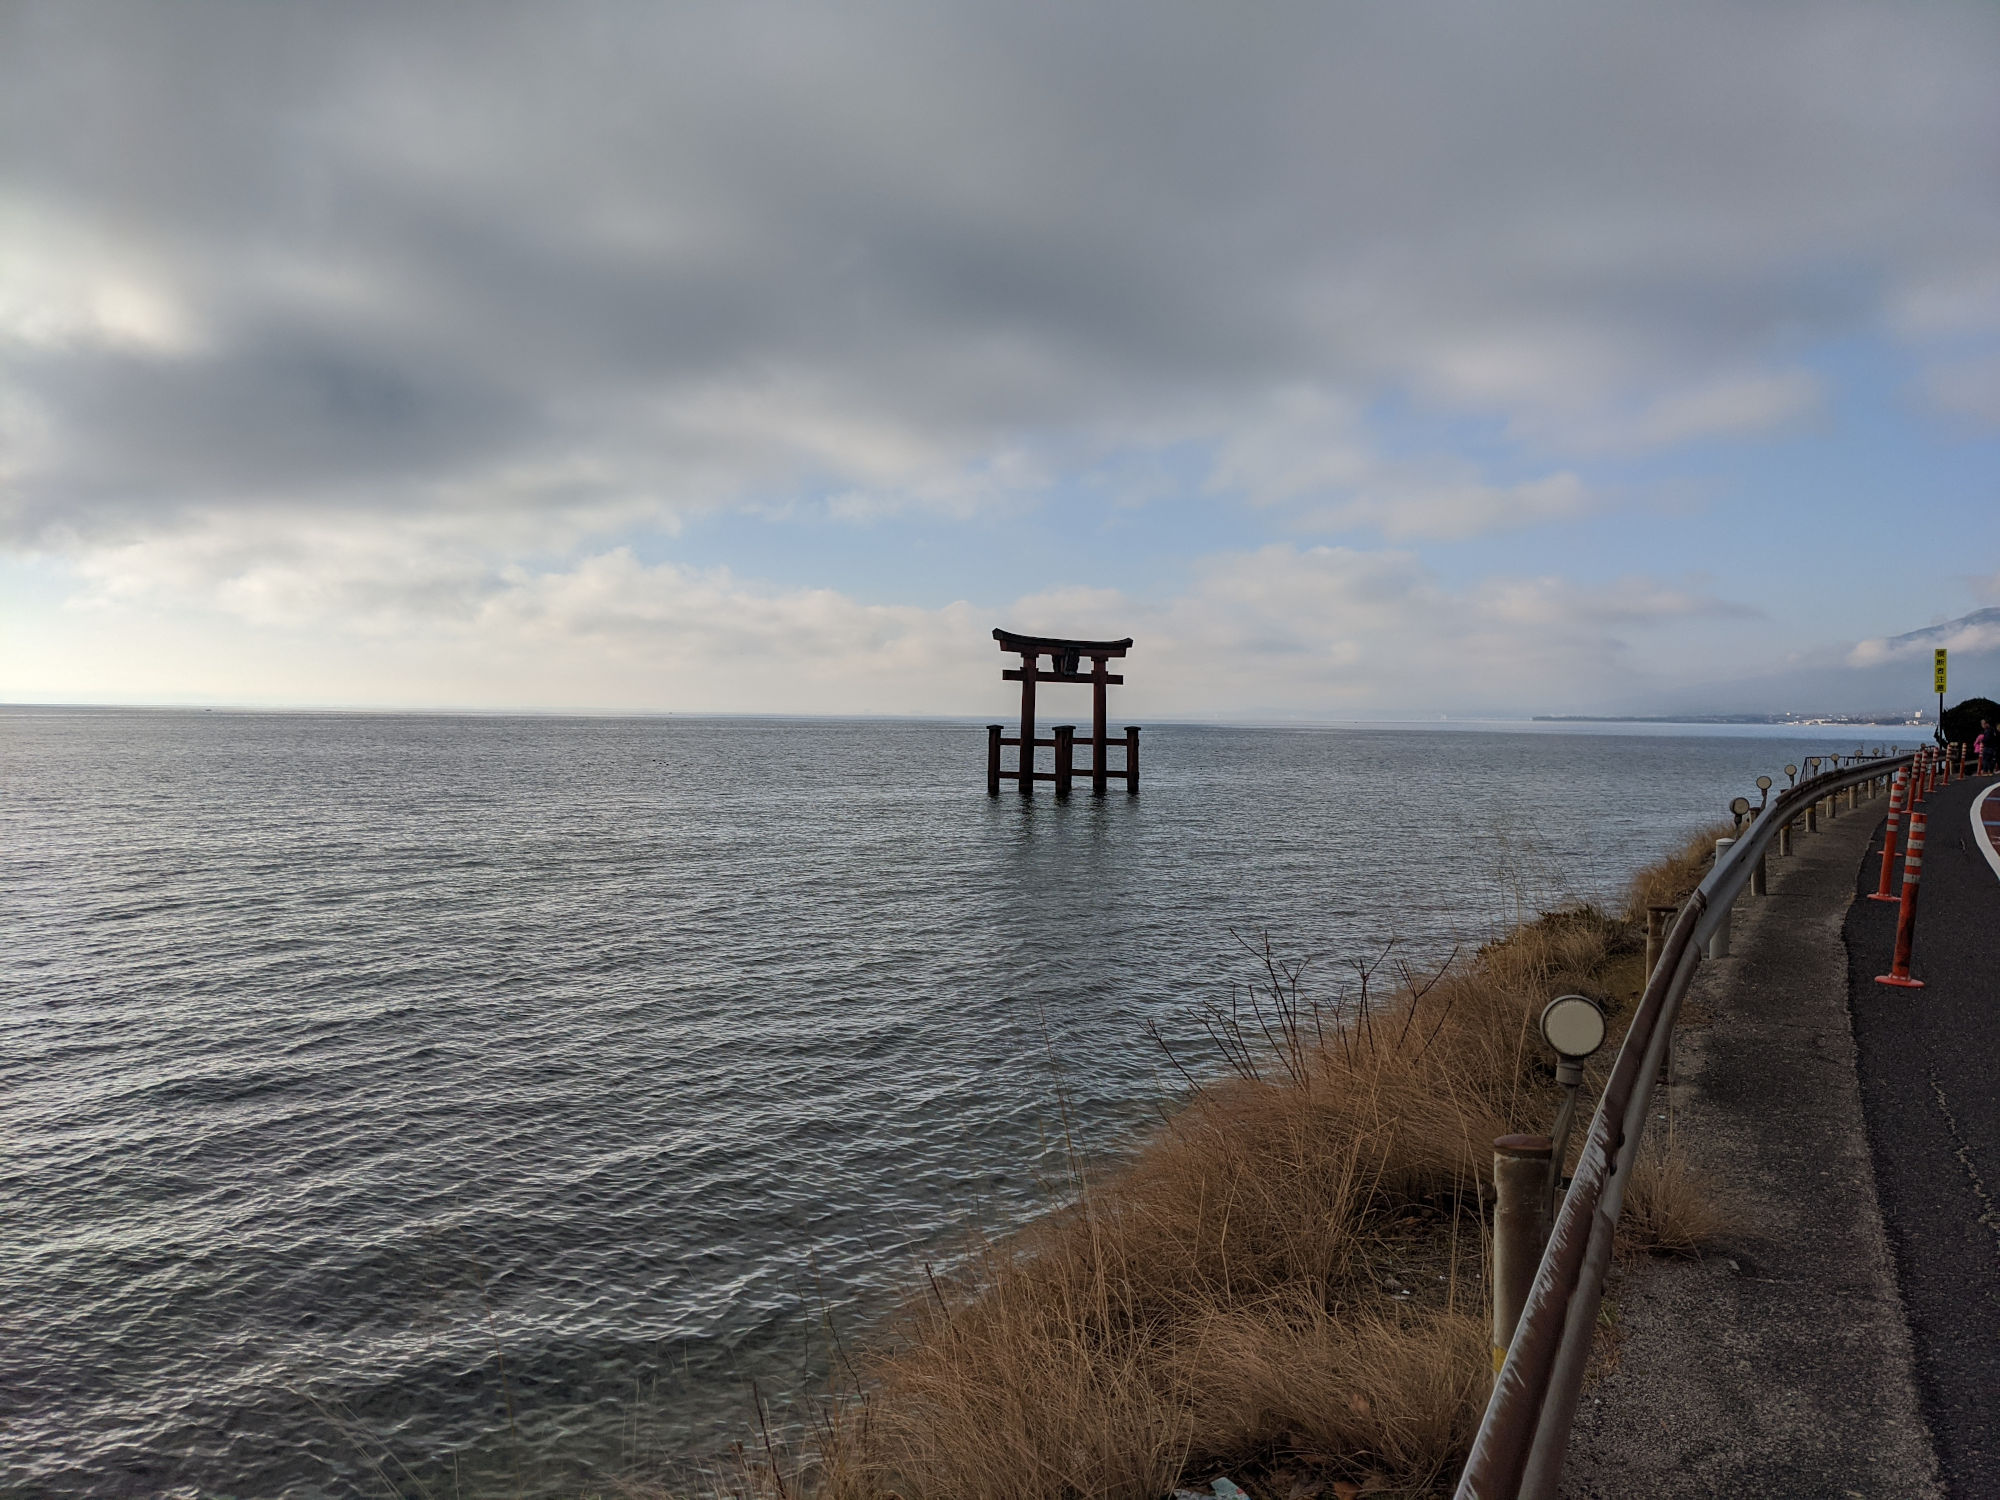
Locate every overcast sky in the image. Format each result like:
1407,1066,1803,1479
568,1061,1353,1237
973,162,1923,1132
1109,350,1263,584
4,1,1998,717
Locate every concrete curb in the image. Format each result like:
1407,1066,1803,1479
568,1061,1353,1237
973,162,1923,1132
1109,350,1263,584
1559,803,1944,1498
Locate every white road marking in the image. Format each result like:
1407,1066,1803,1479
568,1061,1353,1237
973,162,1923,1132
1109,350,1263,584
1973,783,2000,885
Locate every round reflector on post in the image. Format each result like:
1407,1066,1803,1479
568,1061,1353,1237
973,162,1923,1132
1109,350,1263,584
1540,994,1607,1060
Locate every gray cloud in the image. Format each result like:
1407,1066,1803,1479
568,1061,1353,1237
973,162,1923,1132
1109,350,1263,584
5,0,2000,557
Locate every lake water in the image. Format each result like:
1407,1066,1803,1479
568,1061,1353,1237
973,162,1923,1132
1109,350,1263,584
0,710,1903,1497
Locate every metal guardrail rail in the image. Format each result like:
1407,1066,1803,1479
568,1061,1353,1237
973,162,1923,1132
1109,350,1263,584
1454,750,1917,1499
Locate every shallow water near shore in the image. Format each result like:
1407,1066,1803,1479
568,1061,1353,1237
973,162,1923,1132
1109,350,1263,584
0,710,1898,1497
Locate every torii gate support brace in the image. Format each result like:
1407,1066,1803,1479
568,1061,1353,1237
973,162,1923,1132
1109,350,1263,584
986,628,1138,796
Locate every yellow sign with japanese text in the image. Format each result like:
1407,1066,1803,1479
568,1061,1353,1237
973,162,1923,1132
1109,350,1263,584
1935,647,1948,694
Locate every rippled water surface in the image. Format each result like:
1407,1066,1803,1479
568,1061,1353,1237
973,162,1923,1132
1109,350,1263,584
1,710,1896,1497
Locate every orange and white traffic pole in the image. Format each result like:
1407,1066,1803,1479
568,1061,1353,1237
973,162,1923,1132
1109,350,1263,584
1875,810,1927,989
1869,771,1908,903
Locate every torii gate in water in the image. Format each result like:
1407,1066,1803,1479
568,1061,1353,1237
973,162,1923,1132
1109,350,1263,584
987,628,1138,796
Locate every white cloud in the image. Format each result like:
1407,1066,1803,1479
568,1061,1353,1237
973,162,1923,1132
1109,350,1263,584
44,534,995,714
1305,472,1595,542
1205,387,1596,540
1160,547,1747,710
1011,547,1751,715
27,522,1752,717
1597,370,1822,451
0,201,204,356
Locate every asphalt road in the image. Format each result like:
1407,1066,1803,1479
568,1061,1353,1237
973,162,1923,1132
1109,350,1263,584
1848,771,2000,1498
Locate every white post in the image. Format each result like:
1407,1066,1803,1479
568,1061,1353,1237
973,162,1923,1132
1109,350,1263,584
1707,837,1735,958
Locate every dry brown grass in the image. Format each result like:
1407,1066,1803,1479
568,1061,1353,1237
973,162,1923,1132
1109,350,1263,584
668,844,1732,1500
1617,1131,1725,1259
1621,822,1733,924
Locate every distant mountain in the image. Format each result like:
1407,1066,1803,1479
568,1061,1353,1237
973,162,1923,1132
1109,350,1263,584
1657,607,2000,719
1860,607,2000,658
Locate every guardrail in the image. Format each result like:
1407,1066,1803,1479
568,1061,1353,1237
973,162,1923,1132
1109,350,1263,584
1455,749,1916,1499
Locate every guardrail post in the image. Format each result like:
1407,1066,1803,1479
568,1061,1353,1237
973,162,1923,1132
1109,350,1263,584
1492,1134,1553,1373
1806,799,1818,833
1644,905,1675,979
1645,904,1679,1085
1706,838,1734,957
1752,845,1768,896
1780,816,1794,856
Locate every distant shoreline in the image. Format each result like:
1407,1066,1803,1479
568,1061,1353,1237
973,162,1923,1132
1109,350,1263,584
1534,714,1925,727
0,701,1934,731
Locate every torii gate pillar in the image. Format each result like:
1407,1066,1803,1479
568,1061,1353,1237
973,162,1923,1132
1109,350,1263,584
986,629,1137,796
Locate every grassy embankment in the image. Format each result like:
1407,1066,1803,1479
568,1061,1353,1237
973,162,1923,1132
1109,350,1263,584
682,828,1731,1500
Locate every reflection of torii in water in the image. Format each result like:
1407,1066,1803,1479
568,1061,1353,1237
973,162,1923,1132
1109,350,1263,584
987,628,1138,796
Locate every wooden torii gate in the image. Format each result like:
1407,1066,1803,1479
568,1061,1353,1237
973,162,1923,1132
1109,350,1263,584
987,628,1138,796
